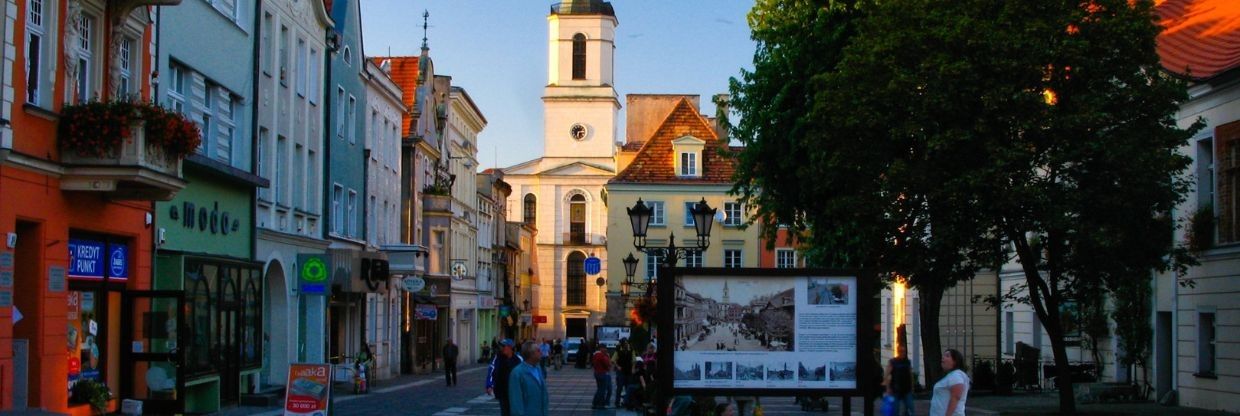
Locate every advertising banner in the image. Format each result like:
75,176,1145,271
284,363,332,416
660,269,872,396
414,304,438,321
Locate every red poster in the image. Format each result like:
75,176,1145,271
283,363,332,416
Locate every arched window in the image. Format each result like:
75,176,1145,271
523,194,537,225
571,33,586,80
569,194,586,244
567,251,586,306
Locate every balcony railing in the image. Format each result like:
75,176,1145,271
60,119,187,200
561,232,604,246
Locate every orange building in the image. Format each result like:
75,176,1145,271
0,1,187,413
758,226,806,269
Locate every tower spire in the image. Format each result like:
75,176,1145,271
421,10,430,51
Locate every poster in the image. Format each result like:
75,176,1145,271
67,291,102,391
414,304,438,321
595,326,632,349
671,274,858,390
284,363,332,416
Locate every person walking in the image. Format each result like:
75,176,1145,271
930,349,970,416
885,344,915,416
551,339,564,371
443,338,460,386
509,341,550,416
487,339,523,416
612,339,634,408
591,344,613,409
539,338,551,372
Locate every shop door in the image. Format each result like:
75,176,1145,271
122,291,185,415
566,318,587,339
218,274,241,404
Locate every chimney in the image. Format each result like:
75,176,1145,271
712,94,731,141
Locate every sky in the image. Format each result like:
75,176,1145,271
360,0,758,170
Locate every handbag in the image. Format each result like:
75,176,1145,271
880,394,898,416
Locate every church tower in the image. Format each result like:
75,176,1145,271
723,281,730,304
543,0,620,159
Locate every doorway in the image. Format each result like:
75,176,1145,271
12,221,40,409
262,261,288,387
566,318,587,339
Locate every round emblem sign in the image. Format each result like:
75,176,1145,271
451,263,467,281
584,256,601,275
402,276,426,293
109,246,126,276
301,257,328,282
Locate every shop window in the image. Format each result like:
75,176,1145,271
242,270,262,369
184,263,214,376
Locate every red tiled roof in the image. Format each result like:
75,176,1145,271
373,56,420,136
1157,0,1240,80
611,98,737,184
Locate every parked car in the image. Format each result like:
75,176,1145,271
563,337,584,364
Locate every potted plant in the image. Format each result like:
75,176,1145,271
58,100,201,167
69,379,112,415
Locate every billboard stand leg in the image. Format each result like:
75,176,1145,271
842,395,851,415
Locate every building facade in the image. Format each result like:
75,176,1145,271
363,57,406,380
502,0,618,341
445,86,485,363
476,171,511,356
253,0,333,390
151,0,267,411
0,0,180,413
605,96,761,327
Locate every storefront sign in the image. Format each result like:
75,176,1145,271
0,271,12,287
170,201,241,235
296,254,331,296
414,304,438,321
283,363,332,416
534,315,548,324
401,276,426,293
0,290,11,307
67,240,128,281
48,266,65,292
0,252,12,268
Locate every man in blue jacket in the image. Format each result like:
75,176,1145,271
509,341,550,416
486,339,523,416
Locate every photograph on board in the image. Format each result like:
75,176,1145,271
674,277,796,352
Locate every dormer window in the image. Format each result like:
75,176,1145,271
679,152,697,176
672,135,706,178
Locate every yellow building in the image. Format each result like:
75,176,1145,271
604,95,761,323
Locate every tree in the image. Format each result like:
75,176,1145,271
730,0,999,387
821,0,1198,413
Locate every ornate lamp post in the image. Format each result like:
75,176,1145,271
626,198,717,297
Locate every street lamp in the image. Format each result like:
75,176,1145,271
627,198,716,296
621,253,639,299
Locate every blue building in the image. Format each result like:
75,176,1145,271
323,0,387,370
152,0,268,412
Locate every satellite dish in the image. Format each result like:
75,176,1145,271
714,209,728,224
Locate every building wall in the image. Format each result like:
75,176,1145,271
325,0,366,242
1156,76,1240,412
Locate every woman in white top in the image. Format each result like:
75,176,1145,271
930,349,970,416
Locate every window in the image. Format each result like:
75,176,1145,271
1005,311,1015,354
685,250,703,268
724,202,742,226
218,94,236,162
199,84,213,155
369,196,376,242
118,37,133,98
571,33,586,80
25,0,47,105
569,194,586,244
1198,310,1216,376
679,152,698,176
776,249,796,268
648,201,665,226
724,249,742,268
684,202,697,226
332,184,344,235
348,96,357,144
308,48,320,104
279,25,289,84
168,64,185,113
293,144,304,207
275,135,287,204
348,190,358,237
1218,123,1240,243
336,87,345,137
566,252,586,306
645,253,663,281
257,129,269,199
75,13,96,103
523,194,537,225
295,38,306,96
261,13,273,74
308,149,319,213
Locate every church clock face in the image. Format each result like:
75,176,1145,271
570,123,588,141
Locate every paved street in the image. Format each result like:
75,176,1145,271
685,323,766,352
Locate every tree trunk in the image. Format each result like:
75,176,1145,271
919,285,945,389
1047,325,1077,414
1007,225,1077,414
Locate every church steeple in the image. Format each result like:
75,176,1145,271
723,281,730,304
542,0,619,159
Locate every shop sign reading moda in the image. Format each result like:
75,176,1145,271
284,363,332,416
658,268,874,397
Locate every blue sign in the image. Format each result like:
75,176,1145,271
68,239,128,281
108,243,128,281
584,256,601,275
68,239,106,280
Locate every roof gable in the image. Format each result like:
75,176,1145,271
373,56,420,136
611,98,736,184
